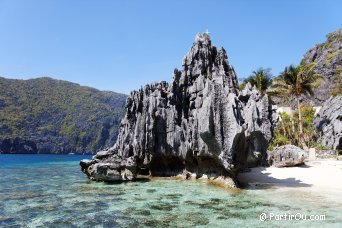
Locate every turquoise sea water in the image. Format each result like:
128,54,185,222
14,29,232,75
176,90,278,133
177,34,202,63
0,154,341,227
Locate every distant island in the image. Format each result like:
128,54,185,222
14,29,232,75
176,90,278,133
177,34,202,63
0,77,127,154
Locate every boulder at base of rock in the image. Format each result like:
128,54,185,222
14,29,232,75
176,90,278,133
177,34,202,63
80,155,137,181
267,145,308,167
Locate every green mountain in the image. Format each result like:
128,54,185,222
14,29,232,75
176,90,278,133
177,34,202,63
0,77,127,154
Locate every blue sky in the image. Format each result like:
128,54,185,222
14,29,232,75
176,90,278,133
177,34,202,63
0,0,341,94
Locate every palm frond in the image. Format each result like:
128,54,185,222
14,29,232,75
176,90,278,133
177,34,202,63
271,63,323,100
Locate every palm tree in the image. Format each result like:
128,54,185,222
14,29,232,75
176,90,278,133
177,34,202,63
269,63,322,146
240,68,273,96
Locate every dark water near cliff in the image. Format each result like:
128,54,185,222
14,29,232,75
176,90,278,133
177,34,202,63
0,155,341,227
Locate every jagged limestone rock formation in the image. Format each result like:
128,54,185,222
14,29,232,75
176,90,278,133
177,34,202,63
314,96,342,150
80,33,275,185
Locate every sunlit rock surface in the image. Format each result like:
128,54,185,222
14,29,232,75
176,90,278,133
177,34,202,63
267,145,307,167
314,95,342,150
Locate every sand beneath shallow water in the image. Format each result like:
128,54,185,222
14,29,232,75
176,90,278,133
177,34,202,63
237,159,342,192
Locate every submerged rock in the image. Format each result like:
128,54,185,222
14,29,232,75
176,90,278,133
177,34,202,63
267,145,308,167
80,33,275,186
314,96,342,150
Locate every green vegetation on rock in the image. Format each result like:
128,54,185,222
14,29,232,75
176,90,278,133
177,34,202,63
0,77,127,154
301,28,341,102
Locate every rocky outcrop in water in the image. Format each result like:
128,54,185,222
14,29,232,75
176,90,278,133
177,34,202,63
314,96,342,150
80,33,275,185
80,153,137,181
267,145,307,167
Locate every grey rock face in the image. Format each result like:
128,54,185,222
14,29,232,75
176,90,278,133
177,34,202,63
301,29,342,105
316,149,337,159
81,33,275,183
314,96,342,150
0,137,37,154
267,145,307,167
80,155,137,181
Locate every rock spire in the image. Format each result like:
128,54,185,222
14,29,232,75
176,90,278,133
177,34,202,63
80,33,275,186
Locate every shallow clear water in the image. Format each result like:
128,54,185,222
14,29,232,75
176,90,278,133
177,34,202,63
0,155,341,227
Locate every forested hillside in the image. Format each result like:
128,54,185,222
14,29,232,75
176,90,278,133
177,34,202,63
0,77,127,154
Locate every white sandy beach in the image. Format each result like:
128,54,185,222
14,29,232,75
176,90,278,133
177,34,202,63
237,159,342,192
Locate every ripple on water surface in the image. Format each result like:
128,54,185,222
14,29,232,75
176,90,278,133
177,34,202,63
0,154,341,227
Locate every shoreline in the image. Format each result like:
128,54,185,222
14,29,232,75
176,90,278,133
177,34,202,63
84,158,342,194
237,159,342,193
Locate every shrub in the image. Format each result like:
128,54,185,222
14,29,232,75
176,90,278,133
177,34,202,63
269,105,318,149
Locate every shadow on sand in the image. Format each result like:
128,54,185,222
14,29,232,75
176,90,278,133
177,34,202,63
237,166,312,189
296,164,312,168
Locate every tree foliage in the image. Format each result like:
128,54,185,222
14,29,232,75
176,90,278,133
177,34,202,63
269,105,316,149
0,77,127,153
239,68,273,96
268,63,323,147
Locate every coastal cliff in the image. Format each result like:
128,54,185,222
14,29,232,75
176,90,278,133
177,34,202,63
302,29,342,105
80,33,275,186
